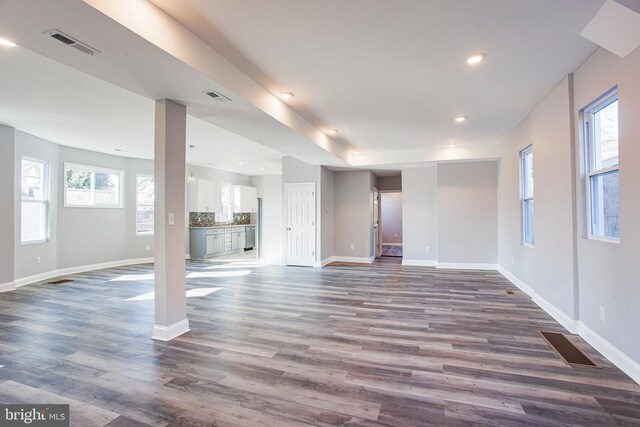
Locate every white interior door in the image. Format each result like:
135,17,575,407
285,182,316,267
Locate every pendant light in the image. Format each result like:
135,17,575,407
187,145,196,184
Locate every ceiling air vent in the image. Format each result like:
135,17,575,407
203,90,231,103
43,30,100,56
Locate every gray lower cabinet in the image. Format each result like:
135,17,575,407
190,227,247,259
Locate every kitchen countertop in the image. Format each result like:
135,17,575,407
189,224,256,229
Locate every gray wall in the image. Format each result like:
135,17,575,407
333,170,376,259
498,76,576,318
251,174,283,265
320,167,334,261
438,162,498,264
0,126,15,285
377,175,402,191
573,47,640,365
401,167,438,262
13,132,59,279
381,192,402,244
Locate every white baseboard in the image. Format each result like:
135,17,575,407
577,321,640,384
332,256,374,264
496,265,578,333
151,318,190,341
0,281,16,293
497,264,639,385
402,259,437,267
314,256,335,268
13,257,155,288
437,262,498,270
382,243,403,246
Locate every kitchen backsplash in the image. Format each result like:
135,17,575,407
189,212,251,228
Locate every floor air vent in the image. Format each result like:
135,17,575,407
505,290,515,294
540,331,597,367
49,279,73,285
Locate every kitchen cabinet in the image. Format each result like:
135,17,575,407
233,185,258,213
231,227,246,250
188,178,221,213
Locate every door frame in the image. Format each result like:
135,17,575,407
285,182,317,267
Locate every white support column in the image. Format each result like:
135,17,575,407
152,99,189,341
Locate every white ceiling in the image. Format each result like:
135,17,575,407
151,0,604,157
0,0,609,171
0,47,283,175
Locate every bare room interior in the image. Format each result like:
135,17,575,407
0,0,639,425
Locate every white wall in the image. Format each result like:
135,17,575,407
573,47,640,369
381,192,402,244
438,162,498,265
402,167,438,263
498,76,577,319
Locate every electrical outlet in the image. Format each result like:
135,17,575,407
36,256,41,264
146,245,151,251
425,246,430,253
350,244,355,250
394,234,398,238
168,213,175,225
599,306,605,322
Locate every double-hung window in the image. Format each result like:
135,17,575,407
136,175,154,235
64,163,124,208
219,182,233,222
582,88,619,241
520,145,534,247
21,157,49,243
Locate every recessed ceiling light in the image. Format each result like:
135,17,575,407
260,167,265,171
454,116,467,123
466,53,486,65
448,144,457,148
279,92,294,100
238,161,244,165
0,38,17,47
352,151,360,155
326,129,338,134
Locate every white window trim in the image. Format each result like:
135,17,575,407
136,174,154,236
63,162,125,208
21,156,49,244
519,145,534,248
582,87,619,243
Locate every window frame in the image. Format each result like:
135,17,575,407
21,156,50,244
519,145,534,248
582,87,620,243
63,162,125,209
135,174,154,236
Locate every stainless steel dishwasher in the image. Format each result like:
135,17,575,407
244,226,255,250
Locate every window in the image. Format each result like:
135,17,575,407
64,163,124,208
583,88,619,240
136,175,154,235
21,157,49,243
520,145,534,247
219,182,232,222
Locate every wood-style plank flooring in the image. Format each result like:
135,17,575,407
0,257,639,426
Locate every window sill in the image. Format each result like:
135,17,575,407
136,233,154,237
586,235,620,244
522,243,534,249
21,239,49,245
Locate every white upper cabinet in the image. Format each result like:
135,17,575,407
188,178,221,213
233,185,258,213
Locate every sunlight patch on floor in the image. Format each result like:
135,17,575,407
187,270,251,278
126,287,223,301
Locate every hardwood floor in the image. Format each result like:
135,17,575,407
0,258,639,426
